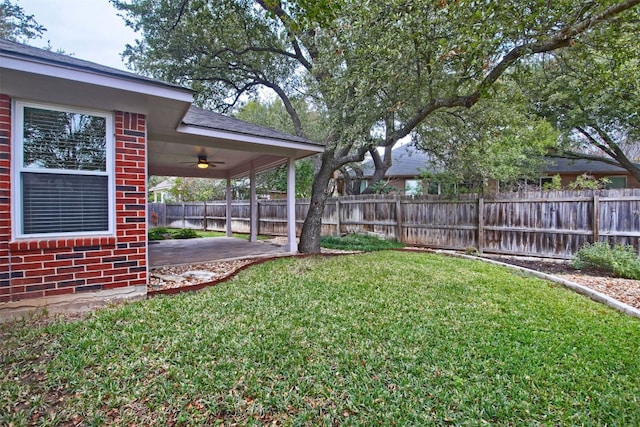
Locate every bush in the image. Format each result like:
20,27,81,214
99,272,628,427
320,233,404,251
148,227,170,241
572,242,640,280
171,228,200,239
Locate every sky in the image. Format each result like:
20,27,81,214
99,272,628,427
17,0,138,70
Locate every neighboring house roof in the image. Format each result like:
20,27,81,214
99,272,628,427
149,178,177,193
360,144,439,178
543,158,638,175
184,106,320,147
359,145,637,180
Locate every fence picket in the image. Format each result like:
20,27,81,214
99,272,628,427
149,188,640,258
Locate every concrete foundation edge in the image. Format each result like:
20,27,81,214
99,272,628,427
436,250,640,320
0,285,147,323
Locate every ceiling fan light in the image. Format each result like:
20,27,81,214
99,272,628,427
197,159,209,169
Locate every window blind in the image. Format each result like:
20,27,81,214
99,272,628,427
22,173,109,235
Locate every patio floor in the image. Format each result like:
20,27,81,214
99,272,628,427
148,237,292,268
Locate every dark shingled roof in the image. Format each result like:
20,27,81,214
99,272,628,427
183,106,322,146
0,38,190,92
544,158,638,174
2,38,324,147
360,145,638,179
361,144,439,177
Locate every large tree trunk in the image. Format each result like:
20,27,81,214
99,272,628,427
299,151,336,253
362,145,393,194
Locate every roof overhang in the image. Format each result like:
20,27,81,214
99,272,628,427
1,40,325,180
0,51,194,135
148,123,324,179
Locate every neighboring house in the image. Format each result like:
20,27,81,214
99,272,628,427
348,144,639,195
341,144,439,195
535,158,640,189
0,38,323,317
149,177,176,203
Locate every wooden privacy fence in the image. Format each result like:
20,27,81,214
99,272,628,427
148,188,640,258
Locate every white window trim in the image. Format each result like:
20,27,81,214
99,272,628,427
12,100,115,239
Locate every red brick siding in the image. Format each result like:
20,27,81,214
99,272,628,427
0,95,11,303
0,97,147,303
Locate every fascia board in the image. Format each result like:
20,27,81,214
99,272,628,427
177,124,325,154
2,56,193,103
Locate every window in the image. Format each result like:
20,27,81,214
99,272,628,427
14,101,114,237
604,176,627,189
405,179,422,196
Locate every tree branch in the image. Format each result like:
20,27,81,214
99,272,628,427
255,0,314,70
388,0,640,145
259,80,306,138
575,126,617,159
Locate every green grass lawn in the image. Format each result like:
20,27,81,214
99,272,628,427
320,233,404,251
2,252,640,425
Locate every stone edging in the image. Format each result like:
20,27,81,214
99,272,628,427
147,252,353,297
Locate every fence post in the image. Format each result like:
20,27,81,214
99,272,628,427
477,197,484,254
395,199,403,243
162,203,167,227
257,200,261,237
203,201,207,231
182,203,186,229
592,194,600,243
335,199,341,236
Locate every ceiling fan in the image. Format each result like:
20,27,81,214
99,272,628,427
181,154,225,169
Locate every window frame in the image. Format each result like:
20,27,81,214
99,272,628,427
604,175,627,189
12,100,115,239
404,179,422,196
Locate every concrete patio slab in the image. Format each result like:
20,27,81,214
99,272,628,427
148,237,291,267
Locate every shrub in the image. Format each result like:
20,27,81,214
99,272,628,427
320,233,404,251
567,174,611,190
148,227,170,240
171,228,199,239
572,242,640,280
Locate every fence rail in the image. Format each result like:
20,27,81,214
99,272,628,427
148,188,640,258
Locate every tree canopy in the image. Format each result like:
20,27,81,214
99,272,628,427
412,81,559,194
113,0,640,252
0,0,45,42
521,18,640,181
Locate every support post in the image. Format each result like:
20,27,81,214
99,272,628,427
249,166,257,242
478,197,484,254
226,178,232,237
287,156,298,253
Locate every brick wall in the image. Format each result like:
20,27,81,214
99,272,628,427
0,96,147,303
0,95,11,303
